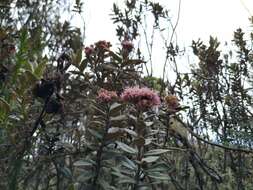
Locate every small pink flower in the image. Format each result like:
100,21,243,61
121,40,134,52
97,88,118,103
84,45,94,56
121,86,160,110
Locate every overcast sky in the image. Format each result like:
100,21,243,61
79,0,253,44
72,0,253,76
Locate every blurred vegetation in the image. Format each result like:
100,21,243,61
1,0,253,190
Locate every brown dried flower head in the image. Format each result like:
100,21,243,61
164,95,179,110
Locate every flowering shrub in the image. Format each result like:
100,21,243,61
84,40,111,59
121,86,160,110
1,1,253,190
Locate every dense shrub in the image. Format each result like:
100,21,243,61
1,0,253,190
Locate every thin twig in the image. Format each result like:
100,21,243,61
176,117,253,154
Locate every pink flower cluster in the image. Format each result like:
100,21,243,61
97,88,118,103
84,45,94,56
96,86,161,109
84,40,111,57
95,40,111,51
121,40,134,52
121,86,161,110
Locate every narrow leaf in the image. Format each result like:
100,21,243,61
74,160,93,167
110,115,127,122
87,128,103,139
142,156,159,163
144,149,170,156
117,142,137,154
0,98,10,113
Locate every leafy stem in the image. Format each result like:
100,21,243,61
8,95,51,190
133,111,144,190
133,146,142,190
92,107,111,189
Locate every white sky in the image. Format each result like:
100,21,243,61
178,0,253,44
79,0,253,44
72,0,253,76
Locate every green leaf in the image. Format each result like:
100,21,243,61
89,120,105,127
91,104,106,116
59,167,72,179
98,178,116,190
144,138,152,146
124,128,137,137
77,171,95,182
110,115,127,122
34,61,46,78
144,149,170,156
142,156,159,163
147,172,169,180
100,64,118,71
117,178,136,184
87,128,103,139
117,142,137,154
18,70,38,94
109,51,122,62
146,163,172,173
120,156,136,170
109,102,124,115
0,98,10,113
79,59,88,72
123,59,144,66
101,150,120,160
144,121,153,127
75,48,83,66
106,128,122,140
128,115,137,125
111,171,125,178
19,28,29,53
73,160,93,167
68,184,75,190
8,158,23,190
24,70,38,82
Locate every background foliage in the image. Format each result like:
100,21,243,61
1,0,253,190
